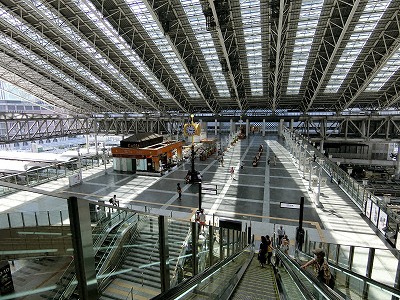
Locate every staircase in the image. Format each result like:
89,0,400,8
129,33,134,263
230,254,279,300
100,219,191,299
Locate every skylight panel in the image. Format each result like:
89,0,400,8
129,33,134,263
71,1,172,101
0,11,107,106
366,46,400,91
181,0,230,97
240,0,263,96
325,0,391,93
287,0,324,95
124,0,199,98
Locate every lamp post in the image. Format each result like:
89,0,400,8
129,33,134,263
77,146,82,174
190,114,196,183
102,147,107,174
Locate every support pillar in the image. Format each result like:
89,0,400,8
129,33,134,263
191,222,198,275
85,135,90,153
214,119,218,136
290,119,294,131
278,119,283,137
246,119,250,138
159,216,170,292
396,144,400,179
94,122,98,156
230,119,234,135
67,197,99,299
262,119,266,136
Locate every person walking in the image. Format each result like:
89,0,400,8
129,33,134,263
258,236,267,267
230,166,235,179
198,209,206,232
301,248,335,288
273,155,277,166
177,183,182,200
109,195,118,206
277,225,285,245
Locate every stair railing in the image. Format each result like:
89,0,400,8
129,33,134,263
170,224,192,288
141,238,160,285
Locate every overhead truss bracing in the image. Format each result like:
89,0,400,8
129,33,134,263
0,113,186,144
269,0,291,112
2,112,400,144
294,115,400,142
0,0,400,116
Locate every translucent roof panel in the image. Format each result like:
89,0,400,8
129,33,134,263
366,45,400,91
0,79,57,112
125,0,200,98
240,0,263,96
181,0,230,97
77,1,172,100
324,0,391,93
0,30,103,104
27,0,148,103
287,0,324,95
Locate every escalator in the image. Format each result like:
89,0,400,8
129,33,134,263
230,254,278,299
152,246,346,300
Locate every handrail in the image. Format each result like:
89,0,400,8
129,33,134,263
276,248,345,300
151,246,251,300
297,249,400,298
170,223,192,288
141,237,160,285
51,210,136,300
98,214,147,291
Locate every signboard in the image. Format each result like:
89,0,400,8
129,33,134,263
0,261,14,295
365,199,372,219
219,218,242,231
378,210,388,234
202,184,217,195
68,171,82,187
280,202,301,209
371,202,379,226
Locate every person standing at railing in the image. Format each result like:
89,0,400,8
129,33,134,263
301,248,335,288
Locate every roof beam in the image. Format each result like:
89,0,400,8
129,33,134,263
302,0,360,112
207,0,243,111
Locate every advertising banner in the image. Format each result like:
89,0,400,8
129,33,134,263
0,261,14,295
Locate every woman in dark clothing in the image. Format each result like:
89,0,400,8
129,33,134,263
258,236,267,267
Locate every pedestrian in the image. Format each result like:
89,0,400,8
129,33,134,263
267,157,271,165
281,235,290,255
277,225,285,245
258,236,267,267
177,183,182,200
240,161,244,169
109,195,118,206
198,209,206,232
265,235,273,265
273,155,277,166
230,166,235,179
301,248,335,288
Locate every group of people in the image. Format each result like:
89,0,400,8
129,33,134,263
258,225,334,289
